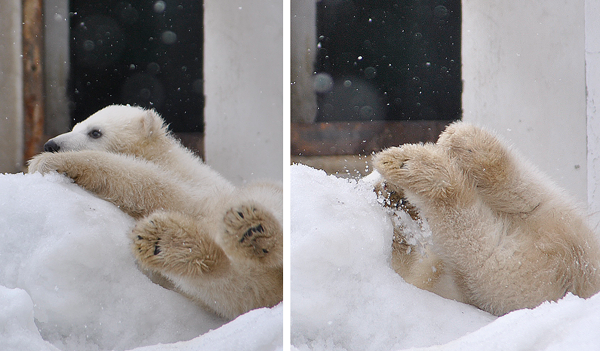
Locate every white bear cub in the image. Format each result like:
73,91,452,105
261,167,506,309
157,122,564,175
373,122,600,316
29,105,283,319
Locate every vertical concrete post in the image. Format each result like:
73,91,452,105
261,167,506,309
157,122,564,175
204,1,283,184
0,3,24,173
586,0,600,222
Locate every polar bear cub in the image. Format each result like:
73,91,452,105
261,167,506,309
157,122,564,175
373,122,600,316
28,105,283,319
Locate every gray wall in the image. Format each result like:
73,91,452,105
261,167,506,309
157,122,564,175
462,0,587,204
586,0,600,221
0,3,24,173
204,0,283,184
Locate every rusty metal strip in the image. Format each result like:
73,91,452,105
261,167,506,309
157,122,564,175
22,0,45,162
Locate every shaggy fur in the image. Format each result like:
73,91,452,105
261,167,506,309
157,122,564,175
28,105,283,319
373,122,600,316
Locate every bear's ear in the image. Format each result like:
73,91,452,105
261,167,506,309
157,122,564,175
140,109,166,137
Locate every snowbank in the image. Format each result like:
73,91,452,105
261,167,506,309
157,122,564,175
4,164,600,350
0,173,282,351
290,164,600,351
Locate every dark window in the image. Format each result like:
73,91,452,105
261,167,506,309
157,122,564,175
315,0,461,122
69,0,204,133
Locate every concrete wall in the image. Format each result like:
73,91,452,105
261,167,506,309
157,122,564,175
0,3,24,173
291,0,317,123
586,0,600,220
44,0,70,137
204,0,283,184
462,0,588,204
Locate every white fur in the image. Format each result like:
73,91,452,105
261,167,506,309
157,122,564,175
374,122,600,316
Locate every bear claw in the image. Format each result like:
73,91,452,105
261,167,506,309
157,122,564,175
240,224,265,243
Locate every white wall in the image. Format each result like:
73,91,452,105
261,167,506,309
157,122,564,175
204,1,283,185
0,2,24,173
586,0,600,220
462,0,588,204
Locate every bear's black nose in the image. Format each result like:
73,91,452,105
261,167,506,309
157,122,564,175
44,140,60,153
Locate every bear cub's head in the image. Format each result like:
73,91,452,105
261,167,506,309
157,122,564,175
44,105,167,156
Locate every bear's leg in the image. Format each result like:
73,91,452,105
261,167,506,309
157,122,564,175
436,122,542,214
221,203,283,268
374,143,508,303
29,150,194,219
373,143,476,208
131,211,230,277
372,143,494,245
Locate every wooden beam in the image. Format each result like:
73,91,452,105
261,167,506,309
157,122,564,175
22,0,45,162
291,120,452,156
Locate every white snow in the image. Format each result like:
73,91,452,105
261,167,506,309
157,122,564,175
0,172,282,351
4,164,600,351
290,164,600,351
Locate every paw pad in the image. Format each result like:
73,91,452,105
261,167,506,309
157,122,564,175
224,204,281,259
241,224,264,243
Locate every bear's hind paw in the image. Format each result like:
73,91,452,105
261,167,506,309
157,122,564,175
437,122,511,184
131,211,229,276
131,217,166,268
223,204,282,264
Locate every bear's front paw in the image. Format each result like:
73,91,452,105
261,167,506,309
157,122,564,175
223,204,282,265
373,144,437,187
28,152,66,175
373,144,464,203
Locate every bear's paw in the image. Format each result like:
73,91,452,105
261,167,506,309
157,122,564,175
437,122,511,187
223,203,282,265
374,144,470,205
131,211,228,276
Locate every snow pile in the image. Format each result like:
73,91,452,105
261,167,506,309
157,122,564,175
410,293,600,351
4,164,600,351
290,164,600,351
0,286,59,351
0,172,282,351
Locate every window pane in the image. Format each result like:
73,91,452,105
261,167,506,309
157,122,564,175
315,0,461,122
69,0,204,132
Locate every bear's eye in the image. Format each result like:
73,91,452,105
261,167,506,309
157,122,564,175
88,129,102,139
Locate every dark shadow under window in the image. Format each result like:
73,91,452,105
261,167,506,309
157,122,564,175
69,0,203,133
315,0,461,122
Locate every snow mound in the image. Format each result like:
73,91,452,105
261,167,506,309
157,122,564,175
409,293,600,351
0,173,282,351
290,164,600,351
0,286,59,351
